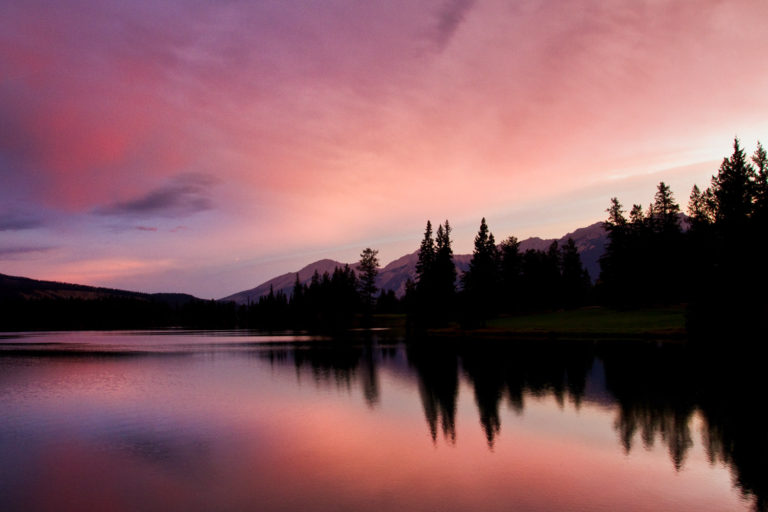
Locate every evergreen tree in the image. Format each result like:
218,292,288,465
520,248,553,310
433,220,457,323
258,284,289,329
751,141,768,316
358,248,379,325
292,274,304,302
464,218,498,289
626,202,653,304
685,139,766,340
434,221,457,294
290,273,306,326
309,270,321,294
409,220,437,326
752,142,768,215
650,181,684,301
650,181,681,235
710,138,757,226
545,241,563,308
600,184,685,306
687,185,712,228
327,264,358,330
409,219,458,326
605,197,627,230
753,141,768,175
560,238,590,308
415,220,436,293
462,218,499,325
318,271,333,328
499,236,522,312
599,198,628,305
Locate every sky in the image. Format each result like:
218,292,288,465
2,0,768,298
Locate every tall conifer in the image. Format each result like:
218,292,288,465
710,138,757,226
416,221,435,293
434,221,457,297
358,248,379,325
462,218,499,325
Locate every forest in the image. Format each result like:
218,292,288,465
244,137,767,338
2,138,766,338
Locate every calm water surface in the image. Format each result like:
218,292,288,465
0,331,764,511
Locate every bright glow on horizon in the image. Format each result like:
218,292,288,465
2,0,768,297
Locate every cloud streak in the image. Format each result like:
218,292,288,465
0,246,55,259
0,211,43,231
433,0,475,49
94,173,217,218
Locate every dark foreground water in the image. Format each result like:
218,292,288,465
0,331,764,512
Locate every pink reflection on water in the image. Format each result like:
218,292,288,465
0,336,754,512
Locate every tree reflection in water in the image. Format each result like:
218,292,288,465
260,337,767,512
407,342,459,443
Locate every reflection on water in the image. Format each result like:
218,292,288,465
0,332,764,511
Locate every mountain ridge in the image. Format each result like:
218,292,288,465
219,221,607,303
1,221,609,304
0,273,198,306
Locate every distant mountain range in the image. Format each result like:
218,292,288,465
2,217,692,306
0,221,607,305
0,273,198,307
220,221,608,304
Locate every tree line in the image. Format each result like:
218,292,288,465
3,137,764,335
238,248,387,331
599,138,768,338
404,218,591,328
406,137,767,334
0,248,387,332
238,215,593,331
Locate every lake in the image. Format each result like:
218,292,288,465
0,331,764,511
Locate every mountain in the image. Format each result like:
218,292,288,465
219,259,359,304
1,221,608,306
220,221,608,303
0,273,198,305
518,221,607,282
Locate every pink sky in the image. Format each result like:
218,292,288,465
2,0,768,297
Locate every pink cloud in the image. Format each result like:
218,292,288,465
2,0,767,295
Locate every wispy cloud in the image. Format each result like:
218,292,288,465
433,0,475,49
135,226,158,232
0,246,55,259
0,211,43,231
94,173,217,218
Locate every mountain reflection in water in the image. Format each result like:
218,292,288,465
0,332,764,512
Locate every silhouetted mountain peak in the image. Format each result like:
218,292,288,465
219,258,360,304
220,220,609,302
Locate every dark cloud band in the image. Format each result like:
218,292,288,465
434,0,475,49
0,246,54,258
0,212,43,231
94,173,218,219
